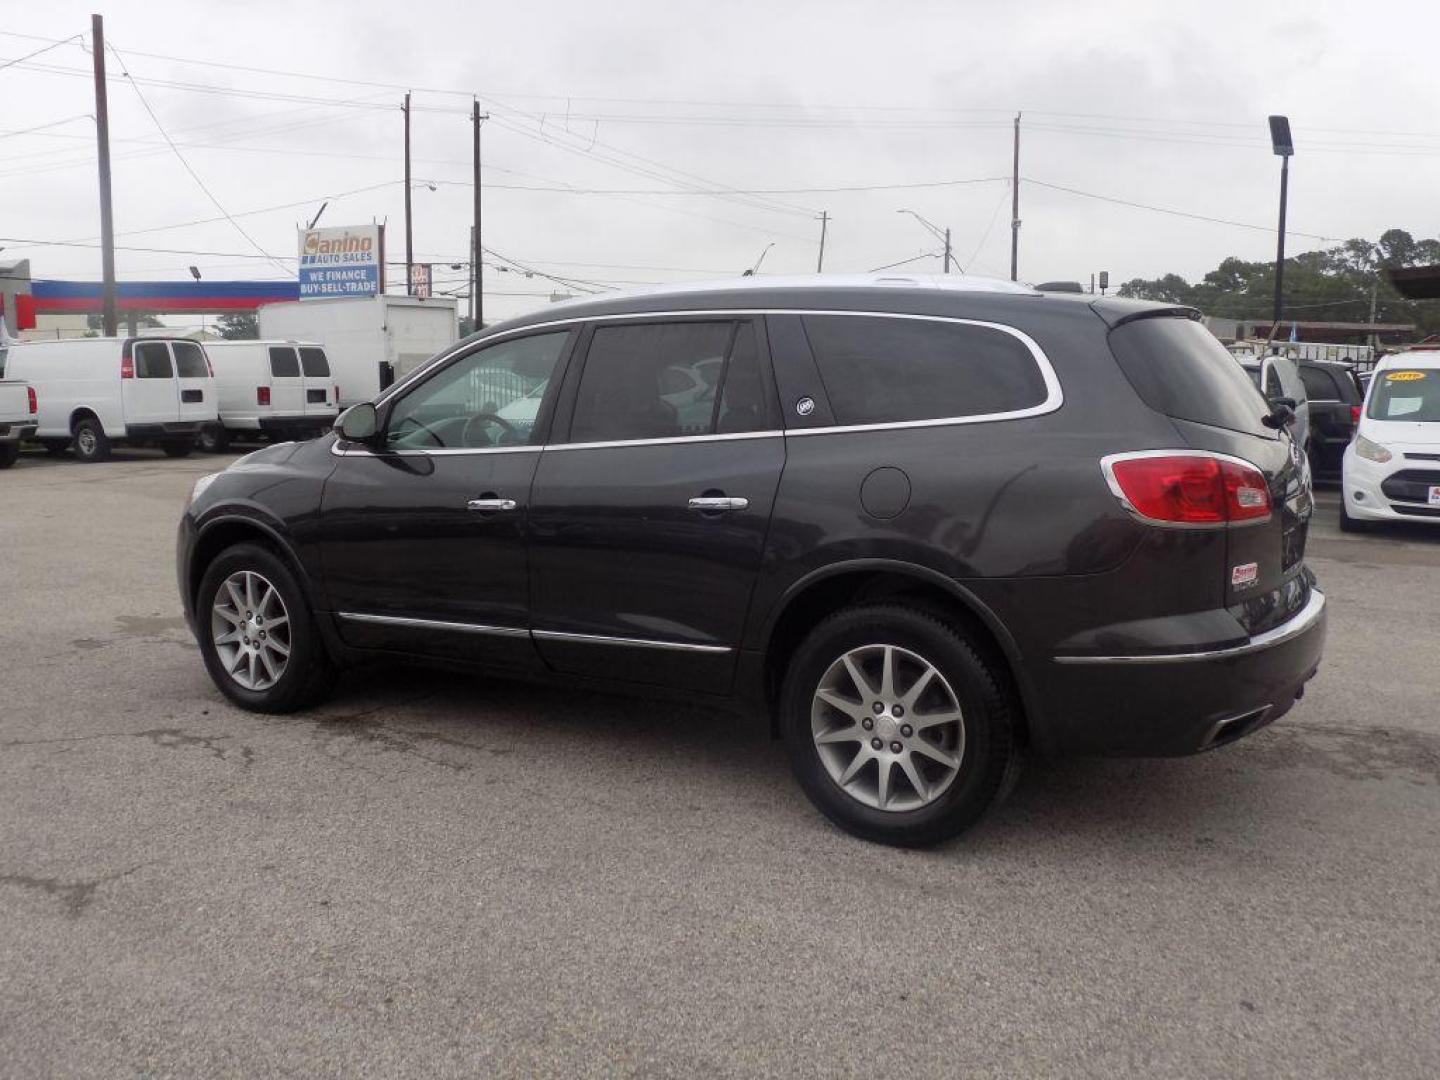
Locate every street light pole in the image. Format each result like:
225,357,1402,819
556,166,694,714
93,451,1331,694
1268,115,1294,329
403,92,413,295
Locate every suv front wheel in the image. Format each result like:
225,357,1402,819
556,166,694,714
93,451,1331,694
781,604,1019,847
196,543,338,712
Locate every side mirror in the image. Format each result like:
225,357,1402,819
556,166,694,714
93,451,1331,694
336,402,379,442
1272,396,1298,411
1262,401,1296,430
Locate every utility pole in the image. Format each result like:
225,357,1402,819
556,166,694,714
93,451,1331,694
943,227,953,274
472,100,488,329
816,211,829,272
1010,112,1021,281
403,92,413,295
1268,116,1294,329
91,13,117,336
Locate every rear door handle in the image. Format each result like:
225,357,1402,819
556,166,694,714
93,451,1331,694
688,496,748,512
467,498,518,512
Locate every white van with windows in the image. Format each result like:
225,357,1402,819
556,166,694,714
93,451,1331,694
199,340,338,452
3,336,216,462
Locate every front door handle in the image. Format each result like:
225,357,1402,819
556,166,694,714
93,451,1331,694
467,497,518,512
688,496,748,512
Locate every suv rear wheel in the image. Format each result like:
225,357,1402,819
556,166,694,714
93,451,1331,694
196,543,338,713
780,604,1019,847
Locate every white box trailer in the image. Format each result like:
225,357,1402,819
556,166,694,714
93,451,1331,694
256,295,458,407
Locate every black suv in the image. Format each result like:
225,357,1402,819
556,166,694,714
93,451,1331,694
178,277,1326,846
1298,359,1365,481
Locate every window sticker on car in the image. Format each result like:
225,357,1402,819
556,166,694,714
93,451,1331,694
1231,562,1259,588
1386,371,1426,381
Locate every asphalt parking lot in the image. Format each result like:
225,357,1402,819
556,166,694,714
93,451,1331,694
2,447,1437,1079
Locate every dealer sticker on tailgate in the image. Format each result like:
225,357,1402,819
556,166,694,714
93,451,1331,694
1231,562,1259,588
1430,485,1440,506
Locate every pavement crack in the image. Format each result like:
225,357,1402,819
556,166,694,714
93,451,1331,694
0,863,147,918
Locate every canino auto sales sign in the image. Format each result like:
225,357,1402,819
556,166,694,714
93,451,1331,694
297,225,382,299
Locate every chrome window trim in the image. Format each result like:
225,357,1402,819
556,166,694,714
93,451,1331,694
337,612,529,638
1053,588,1325,665
1099,449,1275,531
531,628,731,654
346,308,1061,457
336,611,731,654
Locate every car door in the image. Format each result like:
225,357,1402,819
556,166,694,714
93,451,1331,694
527,316,785,693
125,340,179,426
267,345,305,418
318,328,576,666
171,340,215,424
299,346,337,421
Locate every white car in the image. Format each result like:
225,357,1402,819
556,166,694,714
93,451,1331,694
1341,351,1440,530
199,340,338,452
0,372,38,469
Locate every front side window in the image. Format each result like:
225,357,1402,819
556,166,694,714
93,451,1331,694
801,314,1048,426
173,341,209,378
569,320,767,443
299,347,330,377
1368,368,1440,422
134,342,173,379
385,331,568,449
269,347,300,378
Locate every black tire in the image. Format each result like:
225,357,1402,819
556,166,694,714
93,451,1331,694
71,416,111,463
1339,500,1371,534
41,439,69,456
195,542,339,713
198,423,230,453
161,439,194,459
780,604,1020,848
0,443,18,469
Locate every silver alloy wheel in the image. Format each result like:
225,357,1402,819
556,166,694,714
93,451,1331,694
76,427,96,455
811,644,965,812
211,570,292,692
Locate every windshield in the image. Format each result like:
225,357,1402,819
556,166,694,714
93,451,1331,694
1368,368,1440,422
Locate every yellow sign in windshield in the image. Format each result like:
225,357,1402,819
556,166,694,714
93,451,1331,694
1386,371,1428,381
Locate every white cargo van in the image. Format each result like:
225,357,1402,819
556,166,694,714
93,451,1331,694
2,336,216,462
199,340,339,451
257,295,458,406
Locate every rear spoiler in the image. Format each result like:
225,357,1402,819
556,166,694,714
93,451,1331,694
1089,298,1201,330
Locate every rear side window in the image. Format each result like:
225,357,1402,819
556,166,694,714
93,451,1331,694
299,347,330,377
569,320,760,442
800,314,1048,425
173,341,209,378
1110,317,1272,437
269,347,300,378
134,342,173,379
1300,366,1336,400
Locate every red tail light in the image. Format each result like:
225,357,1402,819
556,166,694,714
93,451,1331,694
1103,451,1272,527
1350,405,1362,425
120,356,134,379
27,386,37,414
257,386,271,406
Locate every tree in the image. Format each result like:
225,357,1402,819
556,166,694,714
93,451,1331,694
1117,227,1440,338
215,312,259,339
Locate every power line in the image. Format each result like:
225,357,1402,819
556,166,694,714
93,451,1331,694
1022,178,1340,242
0,113,92,142
105,43,289,273
0,32,82,73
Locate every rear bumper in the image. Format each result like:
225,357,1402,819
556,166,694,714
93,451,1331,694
1037,588,1326,756
0,422,37,443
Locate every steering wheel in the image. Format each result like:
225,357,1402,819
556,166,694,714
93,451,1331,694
461,412,520,448
389,414,446,447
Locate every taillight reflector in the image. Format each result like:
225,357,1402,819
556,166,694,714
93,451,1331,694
27,386,37,414
1103,452,1272,527
257,386,271,406
1350,405,1362,425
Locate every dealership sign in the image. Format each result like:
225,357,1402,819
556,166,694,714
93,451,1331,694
298,224,382,299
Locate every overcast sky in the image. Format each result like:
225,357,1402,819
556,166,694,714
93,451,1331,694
5,0,1439,325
